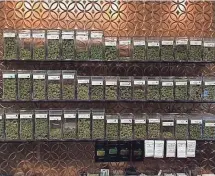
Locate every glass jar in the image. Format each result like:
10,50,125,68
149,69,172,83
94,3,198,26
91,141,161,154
61,30,75,60
78,110,91,139
77,76,90,100
18,71,32,100
63,109,77,139
92,109,105,139
146,37,160,61
75,31,89,60
104,37,117,61
90,31,104,60
91,76,104,100
105,76,118,100
62,70,76,100
18,30,32,60
32,70,46,100
3,71,17,100
3,30,17,60
32,30,46,60
175,37,188,61
47,70,61,100
19,110,33,140
49,110,62,140
35,110,48,140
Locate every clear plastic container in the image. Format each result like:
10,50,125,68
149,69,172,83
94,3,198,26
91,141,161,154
32,30,46,60
160,77,174,100
189,114,203,139
19,110,33,140
147,77,160,100
0,110,4,140
63,109,77,139
189,77,202,101
91,76,104,100
106,113,119,140
161,37,174,61
92,109,105,139
202,77,215,101
75,31,89,60
104,37,117,61
118,38,132,60
174,77,188,100
78,109,91,139
175,37,188,61
5,111,19,140
3,30,17,60
203,114,215,139
77,76,90,100
189,37,202,61
18,71,32,100
175,114,189,139
119,77,132,100
133,113,147,139
105,76,118,100
120,113,133,140
49,110,62,140
62,70,76,100
3,71,17,100
147,113,161,139
146,37,160,61
32,70,46,100
132,37,146,60
47,70,61,100
203,38,215,61
161,114,175,139
35,110,48,140
90,31,104,60
47,30,60,60
18,30,32,60
61,30,75,60
133,76,146,100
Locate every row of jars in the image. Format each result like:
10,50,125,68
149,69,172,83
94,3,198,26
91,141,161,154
3,30,215,61
0,109,214,141
2,70,215,101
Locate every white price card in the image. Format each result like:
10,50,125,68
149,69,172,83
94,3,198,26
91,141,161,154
177,140,187,158
63,74,74,79
148,81,159,85
120,82,131,86
166,140,176,157
162,40,173,45
204,42,215,47
134,40,145,46
48,76,60,80
93,115,104,120
92,81,103,85
78,114,90,119
6,114,18,119
135,119,146,124
121,119,132,123
3,74,15,79
49,116,61,120
145,140,155,157
187,140,196,157
190,81,201,85
106,80,117,85
18,74,30,79
134,80,145,85
78,79,89,84
176,82,187,86
20,114,32,119
33,33,45,38
162,82,173,86
154,140,164,158
64,114,76,118
35,114,47,118
3,32,15,38
33,74,45,79
107,119,118,123
149,119,160,123
62,31,74,39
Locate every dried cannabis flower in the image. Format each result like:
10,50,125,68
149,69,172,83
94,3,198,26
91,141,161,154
33,78,46,100
91,78,104,100
161,40,174,61
120,118,133,140
189,80,202,101
78,118,91,139
175,79,188,100
62,39,75,60
189,119,202,139
3,75,17,100
35,117,48,140
18,74,32,100
77,79,90,100
92,118,105,139
106,115,118,140
5,115,19,140
147,40,160,61
20,117,33,140
4,33,17,60
189,40,202,61
49,117,62,139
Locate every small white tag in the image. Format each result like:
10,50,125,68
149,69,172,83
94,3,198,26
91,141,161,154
79,114,90,119
121,119,132,123
119,40,131,45
190,40,202,46
20,114,32,119
62,31,74,39
162,122,174,126
63,74,74,79
35,114,47,118
50,116,61,120
120,82,131,86
176,82,187,86
205,81,215,85
148,41,159,47
205,123,215,127
93,115,104,120
19,33,31,38
92,81,103,86
162,41,173,45
162,82,173,86
204,42,215,47
18,74,30,79
154,140,164,158
47,34,59,39
106,81,117,86
134,80,145,85
177,120,188,124
149,119,160,123
64,114,76,118
4,32,15,38
187,140,196,157
191,120,202,124
48,76,60,80
0,116,2,120
107,119,118,123
33,74,45,79
148,81,159,85
6,114,18,119
145,140,155,157
134,40,145,46
166,140,176,157
91,31,103,38
78,79,89,84
190,81,201,85
135,119,146,124
105,39,117,46
33,33,45,38
176,39,188,45
76,35,88,41
3,74,15,79
177,140,187,158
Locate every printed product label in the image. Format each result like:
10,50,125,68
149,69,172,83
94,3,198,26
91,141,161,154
148,42,159,47
20,114,32,119
176,82,187,86
205,82,215,85
191,120,202,124
33,75,45,79
35,114,47,118
18,74,30,79
121,119,132,123
162,82,173,86
149,119,160,123
176,39,188,45
190,40,202,45
190,81,201,85
145,140,155,157
162,122,174,126
92,81,103,86
78,79,89,84
3,74,15,79
187,140,196,157
50,116,61,120
19,33,31,38
107,119,118,123
63,74,74,79
148,81,159,85
162,41,173,45
134,40,145,46
91,31,103,38
48,76,60,80
106,80,117,85
205,123,215,127
135,119,146,124
93,115,104,120
79,114,90,119
47,34,59,39
166,140,176,157
177,140,187,158
134,80,145,85
177,120,188,124
204,42,215,47
119,40,131,45
4,32,15,38
62,31,74,39
33,33,45,38
6,114,18,119
154,140,164,158
105,39,117,46
120,82,131,86
64,114,76,118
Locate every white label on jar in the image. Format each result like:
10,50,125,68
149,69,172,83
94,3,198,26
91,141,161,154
187,140,196,157
162,82,173,86
154,140,164,158
47,34,59,39
20,114,32,119
148,41,159,47
62,31,74,39
19,33,30,38
63,74,74,79
107,119,118,123
91,32,103,38
176,82,187,86
0,115,2,120
78,79,89,84
205,123,215,127
135,119,146,124
33,74,45,79
33,33,45,38
190,81,201,85
6,114,18,119
191,120,202,124
50,116,61,120
93,115,104,120
148,81,159,85
162,41,173,45
166,140,176,157
18,74,30,79
79,114,90,119
190,40,202,46
177,140,187,158
120,82,131,86
48,76,60,80
76,35,88,41
64,114,76,118
204,42,215,47
134,41,145,46
177,120,188,124
162,122,174,126
35,114,47,118
106,81,117,86
92,81,103,86
119,40,131,45
176,39,188,45
4,32,15,37
205,81,215,85
134,80,145,85
145,140,154,157
121,119,132,123
3,74,15,79
149,119,160,123
77,31,88,36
